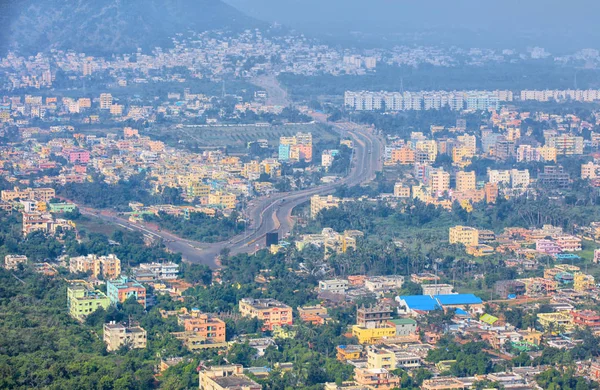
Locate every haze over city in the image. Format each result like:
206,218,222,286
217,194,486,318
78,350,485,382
1,1,600,389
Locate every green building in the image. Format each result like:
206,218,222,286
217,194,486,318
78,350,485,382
49,202,77,213
67,284,110,321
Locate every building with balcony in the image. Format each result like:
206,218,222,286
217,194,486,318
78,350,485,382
572,310,600,328
69,254,121,279
449,226,479,247
67,284,111,321
177,308,226,345
106,276,146,308
103,321,147,352
239,298,292,331
199,365,261,390
353,367,400,390
4,254,27,270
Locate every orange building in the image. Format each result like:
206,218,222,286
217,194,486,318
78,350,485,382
390,146,415,165
353,367,401,390
572,310,600,328
178,309,226,343
239,298,293,331
484,182,498,203
290,144,313,162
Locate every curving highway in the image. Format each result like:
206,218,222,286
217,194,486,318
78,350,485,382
79,121,383,269
194,122,384,266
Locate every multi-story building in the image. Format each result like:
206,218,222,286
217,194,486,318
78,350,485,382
1,187,55,202
239,298,293,330
322,150,339,169
199,365,261,390
573,273,595,292
22,211,74,236
422,284,454,296
429,169,450,195
353,367,401,390
546,134,584,155
572,310,600,328
393,183,410,198
106,276,146,308
415,140,437,162
582,162,600,180
99,93,113,110
455,171,476,192
67,284,111,321
137,262,179,280
449,226,479,247
537,312,574,332
538,165,570,188
4,254,27,270
484,182,498,203
357,304,393,328
352,325,397,344
69,254,121,279
103,322,147,352
388,145,415,165
488,169,530,189
208,192,236,209
319,279,349,295
178,309,226,343
310,195,341,218
367,348,396,370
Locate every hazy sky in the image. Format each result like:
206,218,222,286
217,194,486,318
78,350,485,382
225,0,600,50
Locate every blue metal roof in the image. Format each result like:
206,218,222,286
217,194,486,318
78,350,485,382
434,294,483,305
399,295,440,311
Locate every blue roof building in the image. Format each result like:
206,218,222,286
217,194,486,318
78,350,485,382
396,295,440,312
396,293,483,314
434,294,483,306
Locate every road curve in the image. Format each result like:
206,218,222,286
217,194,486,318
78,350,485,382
78,122,383,269
194,122,384,265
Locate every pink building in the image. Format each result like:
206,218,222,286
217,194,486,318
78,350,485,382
536,239,562,255
68,150,90,164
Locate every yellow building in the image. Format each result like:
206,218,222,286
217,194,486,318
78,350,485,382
520,329,543,345
455,171,476,192
449,226,479,247
310,195,340,218
69,254,122,280
457,134,476,155
416,140,438,162
537,146,557,162
429,170,450,194
537,312,574,332
336,345,363,361
351,325,396,344
208,192,236,209
574,272,595,292
452,146,474,166
188,183,210,198
466,244,494,257
367,348,396,370
393,183,411,198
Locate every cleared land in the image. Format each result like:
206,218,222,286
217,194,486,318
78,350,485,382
152,122,338,151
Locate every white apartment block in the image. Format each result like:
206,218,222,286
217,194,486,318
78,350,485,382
344,90,510,112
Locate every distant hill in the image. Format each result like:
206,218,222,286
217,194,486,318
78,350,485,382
4,0,263,56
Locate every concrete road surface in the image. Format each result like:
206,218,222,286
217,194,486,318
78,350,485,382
80,121,383,269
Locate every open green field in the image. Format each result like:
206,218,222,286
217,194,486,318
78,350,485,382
151,122,339,151
74,215,124,237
